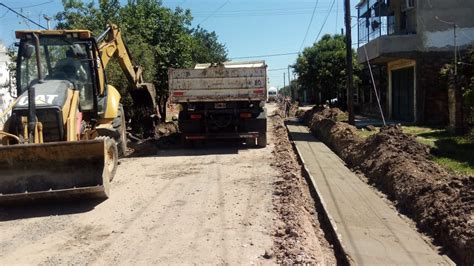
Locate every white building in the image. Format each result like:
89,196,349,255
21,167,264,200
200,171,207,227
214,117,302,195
0,42,13,128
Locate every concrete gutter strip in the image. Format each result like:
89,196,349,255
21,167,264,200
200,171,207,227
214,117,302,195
286,121,454,265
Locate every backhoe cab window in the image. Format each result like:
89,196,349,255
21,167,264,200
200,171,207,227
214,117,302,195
18,37,95,111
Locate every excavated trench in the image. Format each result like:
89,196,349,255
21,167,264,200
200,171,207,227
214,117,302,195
300,107,474,265
269,110,341,264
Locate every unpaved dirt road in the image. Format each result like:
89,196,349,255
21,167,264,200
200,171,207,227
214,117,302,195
0,106,281,264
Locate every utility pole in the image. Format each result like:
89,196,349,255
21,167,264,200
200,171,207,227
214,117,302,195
435,16,462,133
344,0,355,125
287,66,292,99
454,24,457,76
283,72,286,96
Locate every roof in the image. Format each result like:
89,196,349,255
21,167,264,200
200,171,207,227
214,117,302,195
194,60,266,69
15,29,92,39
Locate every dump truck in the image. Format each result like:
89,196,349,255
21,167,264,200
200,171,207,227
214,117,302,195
0,24,156,204
168,61,267,147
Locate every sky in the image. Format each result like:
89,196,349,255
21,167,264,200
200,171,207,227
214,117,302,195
0,0,359,89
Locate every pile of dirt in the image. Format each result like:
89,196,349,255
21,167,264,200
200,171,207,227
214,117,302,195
351,125,473,265
299,106,346,124
155,121,178,137
270,111,336,264
306,111,363,161
126,121,180,157
302,108,474,265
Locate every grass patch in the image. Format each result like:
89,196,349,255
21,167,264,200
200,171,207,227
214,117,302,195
356,128,378,138
356,126,474,176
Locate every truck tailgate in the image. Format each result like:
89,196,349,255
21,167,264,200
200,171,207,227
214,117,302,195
168,66,267,103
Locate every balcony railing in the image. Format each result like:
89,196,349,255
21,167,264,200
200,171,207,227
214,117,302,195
357,0,416,47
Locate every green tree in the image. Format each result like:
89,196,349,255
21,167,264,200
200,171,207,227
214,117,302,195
191,26,227,64
293,34,360,107
55,0,227,127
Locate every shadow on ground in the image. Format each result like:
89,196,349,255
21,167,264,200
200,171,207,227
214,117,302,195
0,198,104,222
418,131,474,173
127,133,258,158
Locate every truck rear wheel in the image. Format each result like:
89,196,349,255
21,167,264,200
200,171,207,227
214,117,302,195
245,137,256,147
257,134,267,148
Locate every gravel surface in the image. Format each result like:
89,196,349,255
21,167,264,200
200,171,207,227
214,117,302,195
0,103,336,265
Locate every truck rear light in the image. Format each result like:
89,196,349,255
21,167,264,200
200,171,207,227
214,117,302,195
253,89,264,94
240,112,252,119
190,114,202,120
173,91,184,96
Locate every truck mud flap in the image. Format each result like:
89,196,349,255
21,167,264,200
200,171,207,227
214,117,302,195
0,140,110,205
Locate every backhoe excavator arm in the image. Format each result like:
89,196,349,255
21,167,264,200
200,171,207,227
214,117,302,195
96,24,156,108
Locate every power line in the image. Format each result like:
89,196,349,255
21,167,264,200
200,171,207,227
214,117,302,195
0,3,46,29
268,68,288,71
197,0,230,26
11,1,54,10
229,52,298,60
314,0,336,43
298,0,319,52
192,8,334,18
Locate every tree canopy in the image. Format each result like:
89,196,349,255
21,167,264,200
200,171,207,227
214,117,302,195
293,34,360,106
55,0,228,123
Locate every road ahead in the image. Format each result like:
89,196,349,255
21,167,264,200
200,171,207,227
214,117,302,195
0,107,280,264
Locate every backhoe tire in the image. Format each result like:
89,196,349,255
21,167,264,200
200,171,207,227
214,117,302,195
257,134,267,148
113,104,127,157
101,137,118,182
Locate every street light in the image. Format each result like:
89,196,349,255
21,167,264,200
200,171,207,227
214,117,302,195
43,15,51,30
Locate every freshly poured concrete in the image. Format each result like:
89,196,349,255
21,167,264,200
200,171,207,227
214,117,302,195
286,122,453,265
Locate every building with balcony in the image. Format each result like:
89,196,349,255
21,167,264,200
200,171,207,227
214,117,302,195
356,0,474,124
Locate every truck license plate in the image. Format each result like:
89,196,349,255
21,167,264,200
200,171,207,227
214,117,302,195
214,103,226,109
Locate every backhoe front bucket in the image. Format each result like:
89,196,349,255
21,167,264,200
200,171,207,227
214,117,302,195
0,140,111,205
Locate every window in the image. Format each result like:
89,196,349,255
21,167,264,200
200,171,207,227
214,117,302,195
18,37,95,111
406,0,415,9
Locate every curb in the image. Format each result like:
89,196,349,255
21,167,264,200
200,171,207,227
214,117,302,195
284,119,353,265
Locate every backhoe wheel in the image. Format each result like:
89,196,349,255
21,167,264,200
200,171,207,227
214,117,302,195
113,104,127,157
99,137,118,182
257,134,267,148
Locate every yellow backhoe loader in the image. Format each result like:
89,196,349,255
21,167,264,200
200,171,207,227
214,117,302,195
0,24,156,204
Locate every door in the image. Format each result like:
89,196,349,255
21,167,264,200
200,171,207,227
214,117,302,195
391,67,414,122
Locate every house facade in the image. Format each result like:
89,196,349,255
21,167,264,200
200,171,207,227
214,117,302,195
356,0,474,124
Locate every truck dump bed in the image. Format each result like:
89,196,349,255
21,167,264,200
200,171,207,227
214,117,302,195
169,61,267,103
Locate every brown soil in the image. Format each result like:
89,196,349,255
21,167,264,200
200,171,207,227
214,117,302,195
303,108,474,265
269,111,336,264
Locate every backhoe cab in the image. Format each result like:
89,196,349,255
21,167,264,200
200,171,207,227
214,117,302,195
0,24,156,204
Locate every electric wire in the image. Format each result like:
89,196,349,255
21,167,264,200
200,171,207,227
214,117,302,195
197,0,230,26
229,52,298,60
314,0,336,43
298,0,319,52
0,3,46,29
10,1,54,9
268,68,288,71
363,45,386,125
